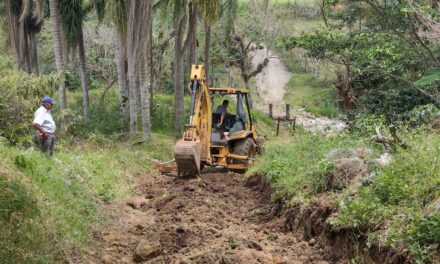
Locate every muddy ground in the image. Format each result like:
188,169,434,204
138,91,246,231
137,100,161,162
89,170,349,264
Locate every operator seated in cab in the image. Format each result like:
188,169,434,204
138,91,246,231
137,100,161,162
215,100,232,129
215,99,245,136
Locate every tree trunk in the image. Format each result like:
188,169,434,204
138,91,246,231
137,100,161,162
6,1,21,71
139,57,151,138
204,23,211,85
126,0,150,136
188,8,197,66
30,33,40,75
48,0,67,112
243,77,253,108
116,30,129,128
128,63,138,135
23,28,32,74
77,28,90,119
174,18,185,130
147,0,154,110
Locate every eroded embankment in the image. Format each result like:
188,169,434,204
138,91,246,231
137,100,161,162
281,192,409,264
90,172,349,264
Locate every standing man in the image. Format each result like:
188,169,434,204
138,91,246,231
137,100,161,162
32,96,56,155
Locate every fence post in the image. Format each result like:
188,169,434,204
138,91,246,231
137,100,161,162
276,117,281,136
286,104,290,120
269,104,273,118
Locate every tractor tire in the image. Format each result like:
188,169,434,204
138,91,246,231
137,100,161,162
255,135,265,154
232,137,256,168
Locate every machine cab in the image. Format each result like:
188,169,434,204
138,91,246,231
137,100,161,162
209,88,254,146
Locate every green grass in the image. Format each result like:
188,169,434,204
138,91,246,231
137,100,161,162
331,132,440,263
282,56,340,118
248,130,374,204
0,161,62,264
0,132,175,263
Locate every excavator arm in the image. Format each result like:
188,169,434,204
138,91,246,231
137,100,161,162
174,65,211,176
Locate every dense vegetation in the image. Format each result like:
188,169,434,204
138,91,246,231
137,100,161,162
0,0,439,263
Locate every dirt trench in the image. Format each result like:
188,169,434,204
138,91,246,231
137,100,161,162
90,171,348,264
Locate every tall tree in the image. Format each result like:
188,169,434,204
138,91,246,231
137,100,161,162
109,0,129,128
199,0,230,84
3,0,43,74
48,0,67,118
162,0,220,130
59,0,90,119
126,0,151,137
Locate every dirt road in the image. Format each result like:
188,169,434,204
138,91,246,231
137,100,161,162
250,46,292,104
251,47,346,135
91,171,344,264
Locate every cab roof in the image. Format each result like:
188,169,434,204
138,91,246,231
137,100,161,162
209,87,249,94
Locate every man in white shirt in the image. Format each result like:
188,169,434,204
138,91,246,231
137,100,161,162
32,96,56,155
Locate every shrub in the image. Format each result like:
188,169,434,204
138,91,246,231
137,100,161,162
0,71,58,144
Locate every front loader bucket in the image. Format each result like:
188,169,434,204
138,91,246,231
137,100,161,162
174,140,202,176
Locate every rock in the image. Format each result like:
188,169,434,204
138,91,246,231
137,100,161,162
424,197,440,217
325,158,368,190
308,238,316,246
298,241,309,249
325,148,371,161
362,172,377,186
133,240,161,262
272,255,282,264
248,240,264,251
375,153,393,167
432,118,440,129
101,254,113,264
127,196,149,209
176,257,192,264
176,225,187,233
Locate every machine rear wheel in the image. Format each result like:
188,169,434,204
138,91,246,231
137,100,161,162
232,137,256,167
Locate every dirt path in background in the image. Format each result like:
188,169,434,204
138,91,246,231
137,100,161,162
250,46,292,104
89,171,347,264
250,47,346,135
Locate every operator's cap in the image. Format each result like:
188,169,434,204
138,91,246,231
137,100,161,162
41,96,56,105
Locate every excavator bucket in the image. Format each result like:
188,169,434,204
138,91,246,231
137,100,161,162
174,139,202,176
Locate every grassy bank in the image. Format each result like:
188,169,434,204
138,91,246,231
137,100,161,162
282,55,340,118
250,128,440,262
0,132,175,263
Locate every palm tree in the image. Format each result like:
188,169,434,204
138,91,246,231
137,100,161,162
59,0,90,119
3,0,44,74
161,0,209,130
199,0,230,84
48,0,67,115
126,0,152,137
109,0,129,128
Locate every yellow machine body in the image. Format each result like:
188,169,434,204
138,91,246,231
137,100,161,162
174,64,258,176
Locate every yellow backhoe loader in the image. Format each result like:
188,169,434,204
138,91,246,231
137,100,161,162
174,64,260,176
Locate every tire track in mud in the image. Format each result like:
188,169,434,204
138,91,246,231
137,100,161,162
91,171,348,264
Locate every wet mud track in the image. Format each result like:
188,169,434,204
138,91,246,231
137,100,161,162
93,172,344,264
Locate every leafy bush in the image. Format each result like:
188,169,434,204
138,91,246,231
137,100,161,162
403,104,439,127
0,71,58,144
310,159,335,193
